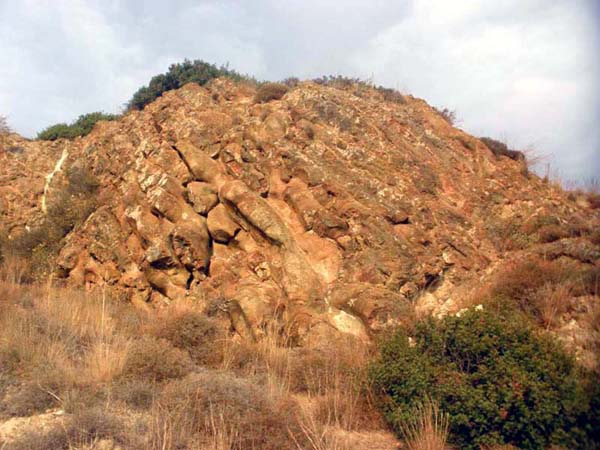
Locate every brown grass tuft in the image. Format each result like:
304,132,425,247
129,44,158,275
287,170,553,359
150,371,305,450
150,307,225,367
399,397,449,450
122,336,192,382
255,82,289,103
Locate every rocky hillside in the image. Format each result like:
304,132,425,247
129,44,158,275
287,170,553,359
1,79,598,361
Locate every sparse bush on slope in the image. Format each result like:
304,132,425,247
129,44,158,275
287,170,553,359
370,309,597,449
313,74,407,104
151,309,224,366
254,82,289,103
122,336,192,382
1,165,99,280
434,107,457,125
488,256,600,330
0,115,10,134
37,111,119,141
9,406,135,450
480,136,525,161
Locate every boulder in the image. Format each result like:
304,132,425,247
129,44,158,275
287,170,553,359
170,216,211,270
175,140,221,183
329,283,415,332
207,204,240,243
186,182,218,215
220,180,292,246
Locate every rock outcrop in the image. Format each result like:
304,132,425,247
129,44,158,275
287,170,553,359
1,79,598,352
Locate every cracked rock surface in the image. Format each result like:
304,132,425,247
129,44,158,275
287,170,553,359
1,79,598,348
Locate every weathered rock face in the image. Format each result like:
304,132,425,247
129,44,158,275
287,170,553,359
1,79,598,348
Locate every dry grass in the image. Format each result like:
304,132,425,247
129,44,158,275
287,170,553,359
292,339,375,431
537,283,573,330
291,400,350,450
0,254,30,284
0,272,134,420
0,260,384,449
149,371,305,450
220,318,293,395
398,398,449,450
149,306,225,367
220,320,378,432
0,285,130,391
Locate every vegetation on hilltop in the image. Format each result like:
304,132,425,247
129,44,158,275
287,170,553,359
126,59,250,111
34,60,249,141
0,115,10,134
37,112,119,141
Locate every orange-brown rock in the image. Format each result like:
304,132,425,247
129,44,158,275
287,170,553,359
186,182,218,215
207,203,240,243
1,78,598,352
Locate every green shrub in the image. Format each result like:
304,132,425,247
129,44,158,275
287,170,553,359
254,82,289,103
127,59,248,111
369,310,594,449
37,112,118,141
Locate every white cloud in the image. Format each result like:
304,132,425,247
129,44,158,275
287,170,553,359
352,0,600,179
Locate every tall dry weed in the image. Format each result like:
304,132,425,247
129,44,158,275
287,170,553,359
399,397,449,450
0,282,130,416
290,400,350,450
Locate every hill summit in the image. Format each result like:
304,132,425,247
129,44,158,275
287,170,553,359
1,78,598,361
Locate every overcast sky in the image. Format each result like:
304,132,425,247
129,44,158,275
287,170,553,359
1,0,598,182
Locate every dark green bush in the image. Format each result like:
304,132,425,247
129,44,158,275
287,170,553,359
369,310,596,449
37,112,118,141
127,59,248,111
